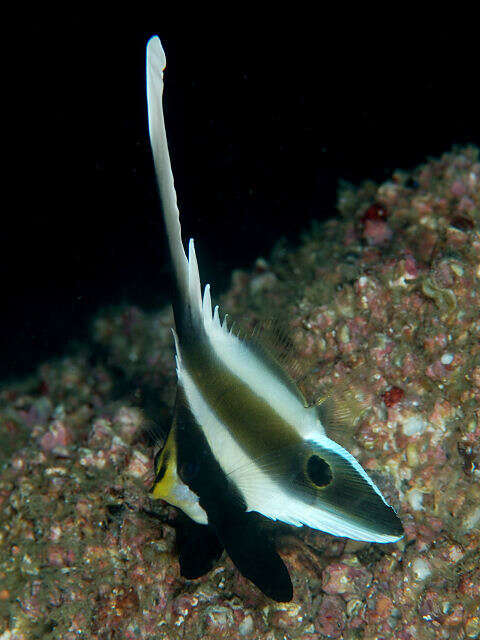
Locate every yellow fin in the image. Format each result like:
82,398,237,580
150,426,177,500
150,419,208,524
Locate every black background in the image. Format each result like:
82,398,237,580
1,24,478,382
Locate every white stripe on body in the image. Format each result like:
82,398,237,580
201,283,323,440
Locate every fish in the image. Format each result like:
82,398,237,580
145,35,403,602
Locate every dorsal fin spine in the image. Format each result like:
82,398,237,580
146,36,203,336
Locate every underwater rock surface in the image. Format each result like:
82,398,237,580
1,147,479,639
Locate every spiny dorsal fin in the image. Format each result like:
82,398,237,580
146,37,203,337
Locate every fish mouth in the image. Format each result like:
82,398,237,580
303,442,405,542
368,502,404,541
324,485,404,543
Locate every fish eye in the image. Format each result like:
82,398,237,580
307,455,333,487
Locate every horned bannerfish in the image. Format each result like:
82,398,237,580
145,35,403,602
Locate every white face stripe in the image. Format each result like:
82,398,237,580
176,358,401,543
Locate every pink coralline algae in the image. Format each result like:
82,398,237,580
39,420,73,455
382,386,405,408
360,203,393,245
1,146,479,639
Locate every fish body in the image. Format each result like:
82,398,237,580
146,36,403,601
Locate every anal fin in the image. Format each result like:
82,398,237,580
175,513,224,580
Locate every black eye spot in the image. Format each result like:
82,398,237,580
307,455,333,487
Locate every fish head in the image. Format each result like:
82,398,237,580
291,438,404,543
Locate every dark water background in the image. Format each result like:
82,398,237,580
1,25,478,381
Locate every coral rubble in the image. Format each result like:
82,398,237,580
1,147,479,639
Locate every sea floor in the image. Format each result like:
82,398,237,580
1,147,479,639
